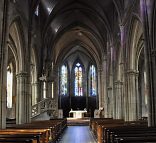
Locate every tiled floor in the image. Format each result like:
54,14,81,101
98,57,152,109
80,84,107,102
58,126,97,143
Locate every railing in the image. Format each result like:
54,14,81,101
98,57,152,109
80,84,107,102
31,98,57,118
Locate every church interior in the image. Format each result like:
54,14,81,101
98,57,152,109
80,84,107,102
0,0,156,142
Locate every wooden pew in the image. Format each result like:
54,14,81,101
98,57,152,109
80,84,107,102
0,129,48,143
114,136,156,143
104,122,148,143
0,138,35,143
89,118,124,143
0,119,67,143
29,119,67,141
97,123,124,143
89,118,148,143
90,118,121,136
0,134,40,143
90,118,112,130
108,126,156,143
6,119,67,142
97,120,124,139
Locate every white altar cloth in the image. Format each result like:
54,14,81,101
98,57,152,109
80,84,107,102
69,110,87,118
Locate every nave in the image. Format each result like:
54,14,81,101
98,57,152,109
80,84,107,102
58,126,96,143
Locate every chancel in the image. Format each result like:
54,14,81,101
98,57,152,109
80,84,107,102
0,0,156,143
69,109,87,118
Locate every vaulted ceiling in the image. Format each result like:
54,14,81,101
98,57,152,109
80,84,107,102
33,0,124,65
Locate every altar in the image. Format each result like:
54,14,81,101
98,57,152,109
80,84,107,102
69,110,87,118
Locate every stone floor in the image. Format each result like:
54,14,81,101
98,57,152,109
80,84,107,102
58,126,97,143
67,118,90,126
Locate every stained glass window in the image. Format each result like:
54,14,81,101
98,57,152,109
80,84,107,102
60,65,68,96
89,65,97,96
74,63,83,96
7,65,13,108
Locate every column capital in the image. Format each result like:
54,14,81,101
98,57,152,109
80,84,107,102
31,82,39,85
107,86,112,90
114,80,123,85
119,62,124,65
16,72,28,78
119,24,125,31
126,69,139,76
98,66,102,72
102,55,107,62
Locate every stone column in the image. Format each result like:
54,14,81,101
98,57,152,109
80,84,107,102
51,64,58,115
0,0,9,129
42,81,47,99
98,67,102,109
118,25,125,81
107,87,113,118
140,0,154,126
114,81,123,119
115,25,125,120
135,71,141,120
16,72,31,124
46,81,52,98
108,43,114,118
102,57,108,117
31,82,39,105
127,70,139,121
46,80,55,99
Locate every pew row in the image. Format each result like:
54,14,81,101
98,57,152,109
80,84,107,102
89,118,150,143
0,118,67,143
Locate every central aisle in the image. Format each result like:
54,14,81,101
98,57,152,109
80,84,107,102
58,126,97,143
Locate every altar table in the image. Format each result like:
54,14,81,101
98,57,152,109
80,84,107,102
69,110,87,118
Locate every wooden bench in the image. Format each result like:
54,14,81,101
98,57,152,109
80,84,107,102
29,119,67,141
90,118,149,143
104,122,148,143
0,129,48,143
0,138,35,143
89,118,124,143
114,136,156,143
108,126,156,143
0,134,40,143
91,118,122,136
6,119,67,142
90,118,112,130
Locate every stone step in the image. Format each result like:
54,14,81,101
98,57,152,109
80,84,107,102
67,118,90,126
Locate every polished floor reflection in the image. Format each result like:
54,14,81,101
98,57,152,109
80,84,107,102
58,126,96,143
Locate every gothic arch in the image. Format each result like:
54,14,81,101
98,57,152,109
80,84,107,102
6,41,17,120
126,15,147,120
9,19,26,73
127,16,143,70
6,19,26,118
8,18,30,124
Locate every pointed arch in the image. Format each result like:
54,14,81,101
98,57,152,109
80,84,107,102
88,64,97,96
60,63,68,96
127,15,143,70
74,62,83,96
9,18,26,73
7,63,13,108
7,17,29,123
72,59,84,96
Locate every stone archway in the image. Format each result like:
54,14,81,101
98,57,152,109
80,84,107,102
126,16,145,121
8,19,31,124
